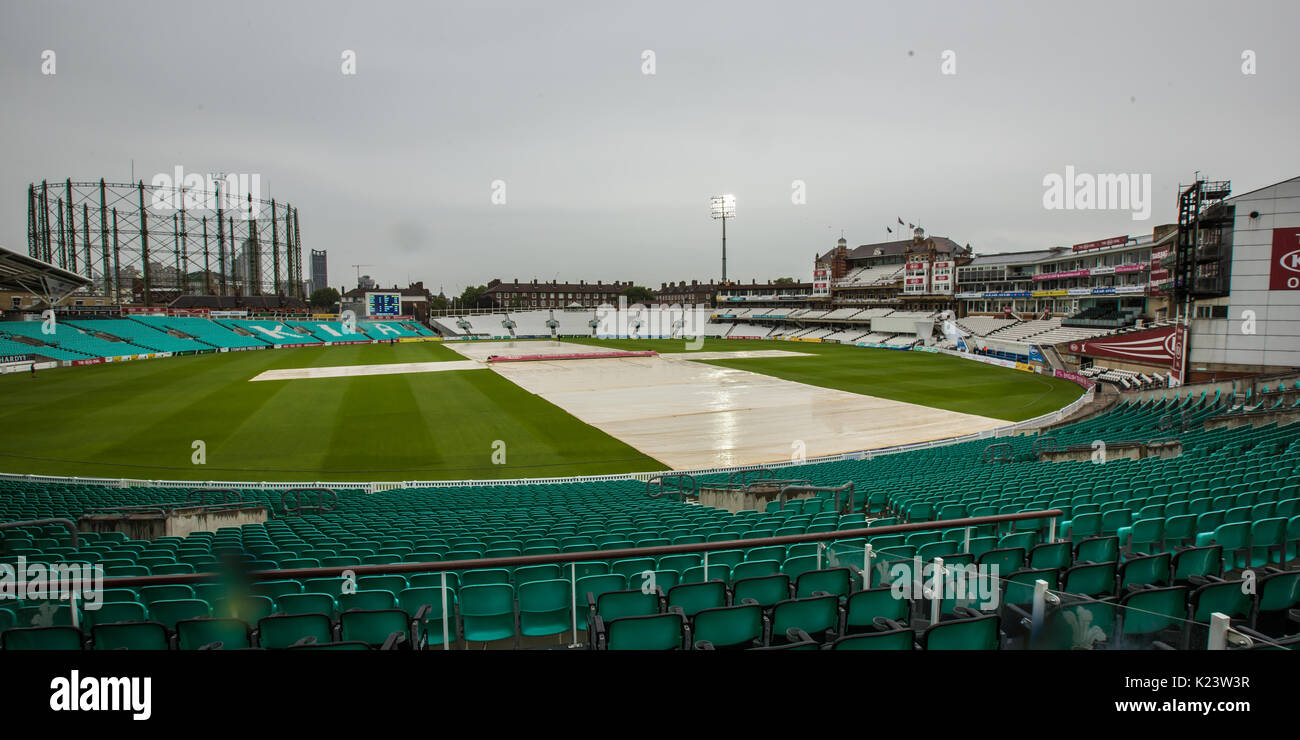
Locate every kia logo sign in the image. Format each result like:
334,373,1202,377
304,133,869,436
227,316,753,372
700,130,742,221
1270,228,1300,291
1280,249,1300,273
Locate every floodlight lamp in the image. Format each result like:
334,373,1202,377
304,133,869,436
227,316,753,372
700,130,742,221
710,194,735,219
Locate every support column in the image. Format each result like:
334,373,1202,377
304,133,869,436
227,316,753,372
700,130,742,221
65,179,77,273
112,209,121,302
271,198,280,296
202,216,211,295
99,180,111,296
138,181,151,307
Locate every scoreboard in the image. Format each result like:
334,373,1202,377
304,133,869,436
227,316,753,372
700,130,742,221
366,292,401,317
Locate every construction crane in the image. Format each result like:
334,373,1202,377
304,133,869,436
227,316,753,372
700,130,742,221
351,264,373,288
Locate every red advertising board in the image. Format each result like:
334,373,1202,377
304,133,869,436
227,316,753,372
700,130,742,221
1268,227,1300,291
1064,324,1180,367
1169,323,1187,385
1073,235,1128,252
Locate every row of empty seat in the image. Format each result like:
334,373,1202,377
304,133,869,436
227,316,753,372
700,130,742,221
0,315,436,360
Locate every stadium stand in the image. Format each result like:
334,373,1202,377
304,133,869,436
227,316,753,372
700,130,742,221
852,308,896,319
835,264,904,287
821,308,864,320
956,316,1017,336
463,313,514,337
359,321,435,338
65,319,211,353
430,316,469,336
287,320,367,342
0,334,88,361
4,385,1294,651
823,329,869,343
1,321,156,358
984,319,1062,341
130,316,271,349
724,323,773,339
701,319,730,338
215,320,322,345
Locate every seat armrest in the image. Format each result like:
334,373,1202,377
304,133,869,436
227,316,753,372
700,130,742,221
872,617,905,632
784,628,814,644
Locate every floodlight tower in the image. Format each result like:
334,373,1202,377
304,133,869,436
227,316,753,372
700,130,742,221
710,194,735,283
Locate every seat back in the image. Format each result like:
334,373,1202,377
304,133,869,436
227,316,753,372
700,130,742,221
606,612,683,650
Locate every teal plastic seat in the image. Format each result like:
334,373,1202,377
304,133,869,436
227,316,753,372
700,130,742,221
598,612,683,650
691,604,763,650
257,613,334,649
459,584,516,645
517,579,572,638
176,617,251,650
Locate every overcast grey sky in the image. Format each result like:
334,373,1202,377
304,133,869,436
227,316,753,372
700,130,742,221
2,0,1297,295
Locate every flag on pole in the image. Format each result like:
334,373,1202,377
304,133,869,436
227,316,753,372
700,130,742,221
886,227,892,233
897,218,904,225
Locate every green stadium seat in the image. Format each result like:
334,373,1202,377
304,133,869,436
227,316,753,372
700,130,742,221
459,584,516,645
340,609,413,649
149,599,211,630
2,625,84,650
771,595,839,644
691,604,764,649
399,587,457,647
258,613,334,649
922,608,1000,650
667,581,727,617
596,612,684,650
176,617,252,650
1117,586,1187,649
517,579,572,639
92,622,170,650
830,625,915,650
844,587,909,633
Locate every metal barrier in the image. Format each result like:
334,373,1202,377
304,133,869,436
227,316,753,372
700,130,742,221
728,468,774,487
982,442,1012,463
193,489,245,505
280,488,338,516
776,481,855,514
1032,436,1057,455
645,473,696,502
1158,411,1189,431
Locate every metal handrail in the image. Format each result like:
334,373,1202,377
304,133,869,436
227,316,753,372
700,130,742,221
192,489,243,506
728,468,774,487
84,502,265,517
71,509,1063,589
280,488,337,516
982,442,1012,463
645,473,696,502
1032,435,1057,455
776,481,855,514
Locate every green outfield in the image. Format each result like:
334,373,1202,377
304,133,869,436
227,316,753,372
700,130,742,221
0,338,1083,481
0,342,661,481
